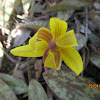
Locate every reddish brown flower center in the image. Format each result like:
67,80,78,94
43,41,57,63
49,41,57,49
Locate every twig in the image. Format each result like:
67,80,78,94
14,57,21,70
74,11,100,16
27,58,32,82
0,45,18,64
75,17,80,34
0,26,10,33
30,0,35,20
1,29,6,47
81,6,89,77
85,6,88,40
1,4,6,47
1,0,6,9
81,48,86,77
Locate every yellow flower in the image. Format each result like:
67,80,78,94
10,17,83,75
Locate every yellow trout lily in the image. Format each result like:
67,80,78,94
10,18,83,75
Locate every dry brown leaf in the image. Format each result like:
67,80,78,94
89,10,100,29
12,69,25,82
34,59,42,80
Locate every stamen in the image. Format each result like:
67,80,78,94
43,46,51,63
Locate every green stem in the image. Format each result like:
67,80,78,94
27,58,31,82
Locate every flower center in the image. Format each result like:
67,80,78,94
49,41,57,49
43,41,57,63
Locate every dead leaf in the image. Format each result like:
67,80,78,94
81,47,90,69
0,0,21,25
94,2,100,10
34,59,42,80
18,58,36,72
12,28,32,47
22,0,32,16
12,69,25,82
89,10,100,29
0,42,4,69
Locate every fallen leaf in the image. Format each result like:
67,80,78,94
12,28,31,47
74,34,87,50
34,59,42,80
88,34,100,48
80,24,92,34
89,10,100,29
0,0,21,25
94,2,100,10
90,51,100,68
22,0,32,16
12,69,25,81
82,47,90,69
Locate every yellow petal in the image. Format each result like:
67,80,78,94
56,30,78,47
44,52,56,69
36,40,48,56
10,45,36,57
51,49,62,70
10,41,48,57
50,17,68,40
29,32,37,52
37,27,53,44
58,47,83,75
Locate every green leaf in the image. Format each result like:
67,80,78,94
0,73,28,95
28,79,47,100
45,0,93,13
0,79,18,100
74,34,87,50
88,34,100,48
90,51,100,68
57,10,74,21
0,42,4,69
20,21,49,30
34,4,43,13
44,70,100,100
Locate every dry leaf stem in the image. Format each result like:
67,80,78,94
85,6,88,40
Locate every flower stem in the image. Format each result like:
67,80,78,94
43,42,57,74
43,46,51,74
43,41,57,63
43,46,51,63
